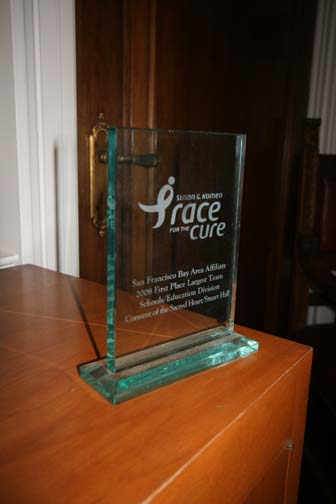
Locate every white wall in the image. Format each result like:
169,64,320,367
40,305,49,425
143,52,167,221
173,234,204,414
10,0,79,275
0,0,21,266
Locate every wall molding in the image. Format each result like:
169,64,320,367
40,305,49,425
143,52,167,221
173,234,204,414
10,0,79,275
10,0,34,266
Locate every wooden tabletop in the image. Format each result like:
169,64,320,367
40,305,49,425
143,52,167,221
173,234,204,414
0,265,312,503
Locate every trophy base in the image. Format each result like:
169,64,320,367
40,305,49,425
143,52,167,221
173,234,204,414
78,327,258,404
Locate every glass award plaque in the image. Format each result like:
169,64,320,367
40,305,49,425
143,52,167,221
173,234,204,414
79,127,258,404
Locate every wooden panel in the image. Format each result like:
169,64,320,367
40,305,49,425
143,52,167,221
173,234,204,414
290,119,320,331
122,0,156,128
318,156,336,252
153,0,317,333
76,0,123,283
76,0,157,285
0,266,312,503
243,450,289,504
121,0,157,286
148,354,310,504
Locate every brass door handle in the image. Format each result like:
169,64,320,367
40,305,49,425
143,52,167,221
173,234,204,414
90,113,108,237
89,114,160,238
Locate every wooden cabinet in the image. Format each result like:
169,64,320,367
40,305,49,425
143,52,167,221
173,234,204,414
0,266,311,503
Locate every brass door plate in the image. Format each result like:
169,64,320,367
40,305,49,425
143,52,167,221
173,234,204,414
90,113,108,237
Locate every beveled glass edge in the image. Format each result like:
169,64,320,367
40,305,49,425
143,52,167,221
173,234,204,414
227,135,246,328
106,128,117,372
107,125,247,138
79,331,259,404
116,325,231,372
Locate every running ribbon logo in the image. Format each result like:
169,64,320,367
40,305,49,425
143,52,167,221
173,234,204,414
138,176,226,240
138,177,175,229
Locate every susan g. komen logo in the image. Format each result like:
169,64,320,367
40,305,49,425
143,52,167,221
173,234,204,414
138,177,226,240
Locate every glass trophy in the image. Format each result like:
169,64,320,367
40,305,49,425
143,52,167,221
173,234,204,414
79,127,258,404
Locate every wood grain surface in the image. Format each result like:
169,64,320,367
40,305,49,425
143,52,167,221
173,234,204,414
0,266,312,503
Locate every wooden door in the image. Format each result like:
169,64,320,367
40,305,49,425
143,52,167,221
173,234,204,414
76,0,317,334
